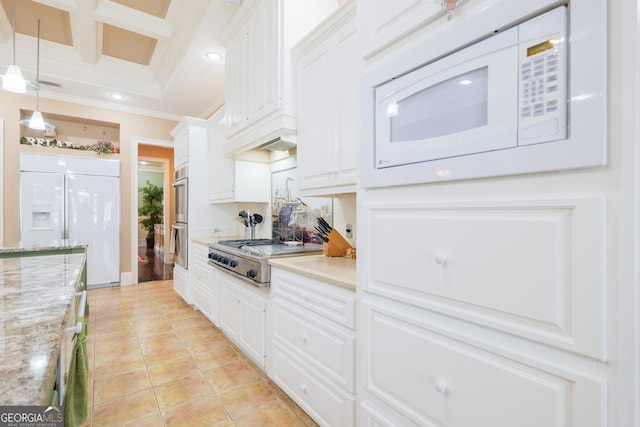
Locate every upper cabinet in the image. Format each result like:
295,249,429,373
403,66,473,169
208,109,270,204
358,0,482,60
219,0,338,157
294,1,361,196
171,117,210,229
173,127,188,168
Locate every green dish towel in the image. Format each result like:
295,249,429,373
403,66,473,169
64,318,88,427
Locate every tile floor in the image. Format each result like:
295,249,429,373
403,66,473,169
82,280,318,427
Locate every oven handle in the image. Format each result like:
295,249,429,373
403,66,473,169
172,179,187,188
64,290,87,335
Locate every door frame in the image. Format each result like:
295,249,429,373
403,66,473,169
128,136,172,286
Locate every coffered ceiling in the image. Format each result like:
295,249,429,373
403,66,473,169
0,0,239,120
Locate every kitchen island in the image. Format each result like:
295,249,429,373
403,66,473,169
0,252,87,405
0,239,87,258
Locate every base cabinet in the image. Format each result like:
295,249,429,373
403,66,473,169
269,268,356,426
217,269,268,368
173,264,189,304
190,242,217,324
358,297,605,427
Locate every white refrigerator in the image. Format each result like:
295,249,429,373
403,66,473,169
19,153,121,289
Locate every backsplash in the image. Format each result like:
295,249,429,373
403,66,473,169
332,193,357,247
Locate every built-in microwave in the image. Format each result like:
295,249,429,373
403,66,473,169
362,0,606,188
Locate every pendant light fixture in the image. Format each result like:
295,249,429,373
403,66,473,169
19,20,54,131
2,0,27,93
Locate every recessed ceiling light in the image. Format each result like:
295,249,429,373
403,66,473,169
110,93,125,100
205,51,223,62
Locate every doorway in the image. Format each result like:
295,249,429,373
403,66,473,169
137,157,173,282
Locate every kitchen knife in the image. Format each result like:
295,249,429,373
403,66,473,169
315,226,328,239
318,217,333,232
315,233,329,243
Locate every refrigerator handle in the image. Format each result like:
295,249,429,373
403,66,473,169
63,175,69,239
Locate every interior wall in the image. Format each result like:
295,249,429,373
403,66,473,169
1,90,178,277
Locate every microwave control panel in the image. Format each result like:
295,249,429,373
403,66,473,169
518,6,567,146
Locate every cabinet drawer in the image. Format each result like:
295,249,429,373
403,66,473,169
271,269,355,329
272,297,355,392
363,197,606,359
272,342,355,427
192,243,208,260
192,263,212,288
360,300,605,427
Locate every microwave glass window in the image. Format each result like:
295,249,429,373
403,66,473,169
389,67,488,143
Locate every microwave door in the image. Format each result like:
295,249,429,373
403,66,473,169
374,27,519,169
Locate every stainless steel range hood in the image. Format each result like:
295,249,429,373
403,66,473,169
260,135,297,151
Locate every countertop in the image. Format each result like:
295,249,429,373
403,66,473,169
269,255,356,291
0,252,87,405
193,236,356,290
0,239,87,255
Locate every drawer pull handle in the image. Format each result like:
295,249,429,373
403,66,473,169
435,380,448,395
299,335,307,343
434,254,447,266
299,384,307,393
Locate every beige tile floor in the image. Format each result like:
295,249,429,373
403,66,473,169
82,280,318,427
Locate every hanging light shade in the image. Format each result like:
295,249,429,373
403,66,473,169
19,20,54,131
26,110,45,130
2,0,28,93
2,64,26,92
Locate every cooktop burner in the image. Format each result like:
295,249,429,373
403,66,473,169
217,239,284,248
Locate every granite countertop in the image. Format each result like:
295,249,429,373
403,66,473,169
269,254,356,291
0,240,88,254
0,253,86,405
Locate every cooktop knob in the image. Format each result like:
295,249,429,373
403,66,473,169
246,269,257,278
229,260,238,268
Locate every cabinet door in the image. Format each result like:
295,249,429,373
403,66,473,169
216,269,267,367
296,7,360,194
237,286,267,367
359,0,444,58
329,19,359,188
173,265,189,303
217,272,238,339
297,41,333,190
173,128,188,168
225,27,248,135
247,0,280,125
208,124,235,201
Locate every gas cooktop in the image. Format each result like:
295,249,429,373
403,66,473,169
208,238,323,287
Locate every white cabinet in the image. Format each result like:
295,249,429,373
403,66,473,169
217,269,268,368
170,117,210,304
294,1,360,196
220,0,337,156
190,242,217,324
358,297,605,427
173,264,188,303
173,127,188,168
358,0,444,59
357,196,608,426
269,268,356,426
208,108,270,203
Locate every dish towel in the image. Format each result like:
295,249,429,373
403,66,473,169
64,318,88,427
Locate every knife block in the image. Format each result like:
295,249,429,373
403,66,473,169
323,230,352,257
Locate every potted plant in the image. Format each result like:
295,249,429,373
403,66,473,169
138,180,164,248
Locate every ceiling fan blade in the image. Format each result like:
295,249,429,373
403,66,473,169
38,80,62,88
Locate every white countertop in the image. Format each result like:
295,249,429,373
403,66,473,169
269,254,356,291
